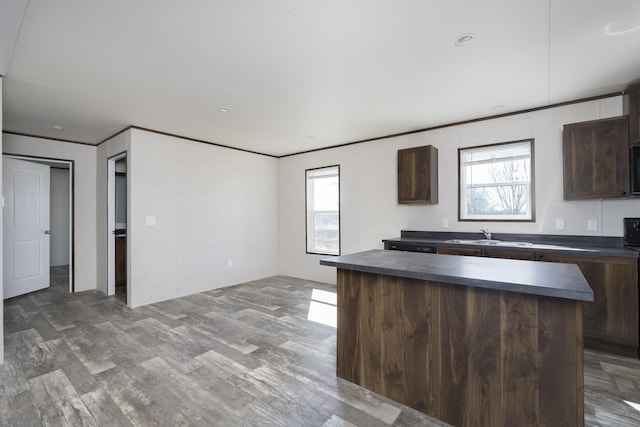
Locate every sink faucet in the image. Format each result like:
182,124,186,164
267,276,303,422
481,229,492,240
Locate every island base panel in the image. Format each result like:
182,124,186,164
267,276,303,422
336,269,584,427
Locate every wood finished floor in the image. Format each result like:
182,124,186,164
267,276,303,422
1,267,639,426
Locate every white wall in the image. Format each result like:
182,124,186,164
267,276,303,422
279,95,640,284
128,128,279,307
2,133,98,292
1,77,4,362
50,168,70,266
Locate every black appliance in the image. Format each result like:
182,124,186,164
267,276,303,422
631,146,640,195
623,217,640,247
387,242,437,253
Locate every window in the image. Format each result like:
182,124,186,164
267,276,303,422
459,139,534,221
306,165,340,255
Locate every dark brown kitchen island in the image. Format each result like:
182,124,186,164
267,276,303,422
321,249,593,427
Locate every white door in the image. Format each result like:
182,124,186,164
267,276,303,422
3,157,51,299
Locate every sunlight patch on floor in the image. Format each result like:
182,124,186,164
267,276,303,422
307,288,337,327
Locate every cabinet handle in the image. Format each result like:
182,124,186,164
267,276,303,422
621,191,627,195
538,253,544,259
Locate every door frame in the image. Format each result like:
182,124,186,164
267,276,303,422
107,153,127,298
3,154,74,292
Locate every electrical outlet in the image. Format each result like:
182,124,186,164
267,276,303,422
555,218,565,230
442,218,449,228
588,218,598,231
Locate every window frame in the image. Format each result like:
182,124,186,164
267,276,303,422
458,139,535,222
305,165,341,256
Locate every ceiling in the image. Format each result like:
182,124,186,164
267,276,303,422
1,0,640,157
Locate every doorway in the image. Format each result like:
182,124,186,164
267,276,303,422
107,153,127,302
2,155,73,297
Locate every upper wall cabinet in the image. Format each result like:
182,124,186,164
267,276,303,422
397,145,438,204
624,81,640,146
563,116,629,200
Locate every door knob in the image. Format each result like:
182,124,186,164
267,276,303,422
44,230,51,235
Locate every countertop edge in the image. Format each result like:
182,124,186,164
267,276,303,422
321,250,594,302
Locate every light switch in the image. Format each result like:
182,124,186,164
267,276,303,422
588,218,598,231
145,216,156,226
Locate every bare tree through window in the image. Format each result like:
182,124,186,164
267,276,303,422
486,160,528,214
459,139,534,221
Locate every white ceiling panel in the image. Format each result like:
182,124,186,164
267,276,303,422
549,0,640,101
2,0,640,155
0,0,29,75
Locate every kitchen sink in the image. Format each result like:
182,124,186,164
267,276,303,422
443,239,595,251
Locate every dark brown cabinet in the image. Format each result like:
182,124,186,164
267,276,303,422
437,245,639,357
625,81,640,145
562,116,629,200
481,248,536,260
438,246,536,260
538,252,639,356
397,145,438,204
437,246,481,256
115,236,127,292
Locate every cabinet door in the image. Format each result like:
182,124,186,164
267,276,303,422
625,81,640,145
538,252,639,348
115,236,127,290
437,246,482,256
481,248,536,260
397,145,438,204
563,116,629,200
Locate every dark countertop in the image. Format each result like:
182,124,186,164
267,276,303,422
382,230,640,258
320,249,594,302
